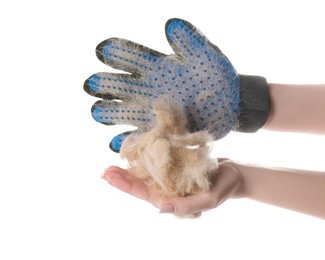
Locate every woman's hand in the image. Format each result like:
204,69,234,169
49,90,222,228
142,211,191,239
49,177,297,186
102,159,243,216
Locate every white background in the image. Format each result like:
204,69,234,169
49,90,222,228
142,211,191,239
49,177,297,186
1,0,324,259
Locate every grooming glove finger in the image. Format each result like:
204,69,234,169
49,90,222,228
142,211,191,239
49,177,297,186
165,19,222,61
84,72,153,100
109,131,135,153
91,100,153,128
96,38,166,75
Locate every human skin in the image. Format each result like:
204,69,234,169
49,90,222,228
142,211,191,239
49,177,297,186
102,83,325,219
234,161,325,219
264,83,325,134
102,160,242,217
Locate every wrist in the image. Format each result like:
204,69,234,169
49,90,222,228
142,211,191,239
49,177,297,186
217,159,245,199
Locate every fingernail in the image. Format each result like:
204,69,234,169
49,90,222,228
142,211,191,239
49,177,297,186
101,169,110,181
159,204,175,214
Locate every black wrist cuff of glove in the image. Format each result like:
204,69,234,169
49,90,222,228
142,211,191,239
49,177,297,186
237,75,270,133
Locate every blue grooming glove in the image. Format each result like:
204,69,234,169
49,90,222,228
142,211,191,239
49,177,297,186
84,18,269,152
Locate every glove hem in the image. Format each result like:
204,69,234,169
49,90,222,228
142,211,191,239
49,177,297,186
237,75,270,133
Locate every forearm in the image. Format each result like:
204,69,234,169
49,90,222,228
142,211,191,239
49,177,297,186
234,161,325,219
263,83,325,134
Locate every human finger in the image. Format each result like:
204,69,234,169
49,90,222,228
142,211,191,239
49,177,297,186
102,167,162,207
161,192,218,216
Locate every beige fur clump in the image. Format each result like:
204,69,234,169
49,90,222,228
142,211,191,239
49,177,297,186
120,97,218,216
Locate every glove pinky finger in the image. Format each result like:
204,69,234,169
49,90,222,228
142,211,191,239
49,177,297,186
109,131,135,153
